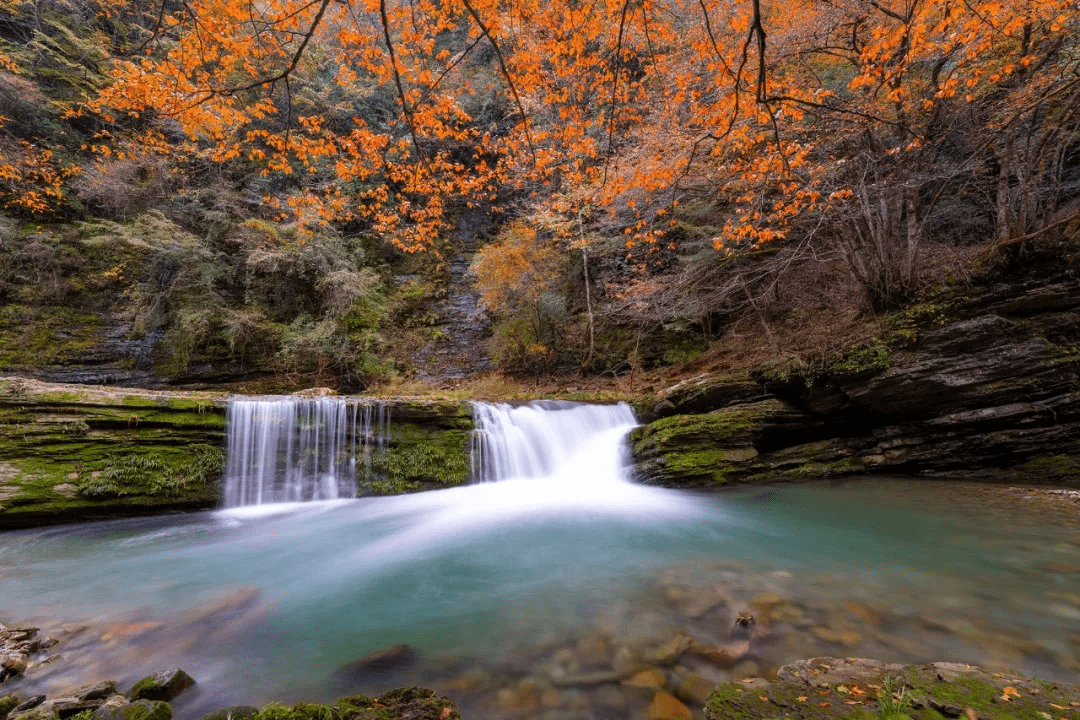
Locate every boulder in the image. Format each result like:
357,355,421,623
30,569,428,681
128,670,195,702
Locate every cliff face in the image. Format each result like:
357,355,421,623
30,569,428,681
631,273,1080,487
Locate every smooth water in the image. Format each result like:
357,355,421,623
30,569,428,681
222,398,390,506
2,404,1079,719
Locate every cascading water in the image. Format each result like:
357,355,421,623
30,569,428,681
469,400,637,483
222,398,390,506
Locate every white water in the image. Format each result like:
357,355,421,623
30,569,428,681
470,400,638,482
222,398,390,506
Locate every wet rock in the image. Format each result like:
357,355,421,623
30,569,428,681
12,699,44,714
674,670,716,706
811,626,862,647
11,703,58,720
68,682,119,703
442,667,491,693
496,679,543,714
776,657,902,686
195,706,259,720
551,670,625,688
646,691,692,720
95,700,172,720
1,695,21,720
574,634,611,669
623,669,667,691
129,670,195,702
589,685,626,714
53,698,109,719
339,688,460,720
331,645,418,688
691,640,750,668
649,635,691,666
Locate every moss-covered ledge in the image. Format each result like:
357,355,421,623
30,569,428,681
363,398,474,495
705,657,1080,720
0,376,229,530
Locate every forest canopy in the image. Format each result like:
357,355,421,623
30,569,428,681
0,0,1078,380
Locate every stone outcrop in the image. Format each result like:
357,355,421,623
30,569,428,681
704,657,1080,719
0,377,228,530
632,274,1080,487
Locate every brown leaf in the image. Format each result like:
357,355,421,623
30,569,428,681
1003,687,1021,697
1049,703,1065,709
758,695,769,702
818,702,831,708
851,686,866,695
796,696,807,703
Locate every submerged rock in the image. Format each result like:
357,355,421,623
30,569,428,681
331,645,419,689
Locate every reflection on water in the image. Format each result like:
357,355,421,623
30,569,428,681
1,479,1079,720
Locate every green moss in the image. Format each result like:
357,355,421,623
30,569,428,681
118,701,173,720
122,396,163,408
366,429,470,493
828,342,892,377
0,305,103,370
0,694,20,718
1019,454,1080,479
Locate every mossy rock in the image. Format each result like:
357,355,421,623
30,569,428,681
1,695,21,720
629,400,801,486
0,378,228,529
93,701,172,720
704,657,1080,720
128,669,195,702
253,690,459,720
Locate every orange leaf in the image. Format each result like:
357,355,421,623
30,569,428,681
796,696,807,703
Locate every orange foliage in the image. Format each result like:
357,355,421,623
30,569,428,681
88,0,1075,253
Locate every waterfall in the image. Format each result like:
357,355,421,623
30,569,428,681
222,397,390,507
470,401,637,483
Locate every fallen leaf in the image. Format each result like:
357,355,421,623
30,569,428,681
439,709,452,720
818,702,831,708
851,687,866,695
796,696,807,703
1003,687,1021,697
740,678,755,684
1036,712,1051,720
844,700,863,705
993,673,1005,678
836,684,850,694
759,695,769,702
964,709,977,720
1050,703,1065,709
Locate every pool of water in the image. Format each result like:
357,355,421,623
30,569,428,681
2,478,1079,719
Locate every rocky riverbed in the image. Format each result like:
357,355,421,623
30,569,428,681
4,482,1079,720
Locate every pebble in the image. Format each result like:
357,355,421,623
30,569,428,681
646,691,692,720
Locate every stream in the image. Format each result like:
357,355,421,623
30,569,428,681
1,402,1078,720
